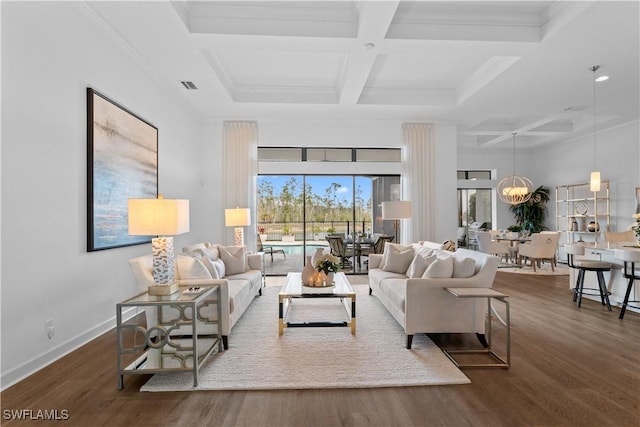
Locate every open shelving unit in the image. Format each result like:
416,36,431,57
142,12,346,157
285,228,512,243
555,181,610,250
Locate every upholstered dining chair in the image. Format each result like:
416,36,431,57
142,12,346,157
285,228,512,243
518,232,560,272
604,230,635,243
476,231,514,264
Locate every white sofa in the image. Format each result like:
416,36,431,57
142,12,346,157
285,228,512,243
368,242,500,348
128,242,263,349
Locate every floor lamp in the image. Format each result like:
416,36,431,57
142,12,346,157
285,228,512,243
225,207,251,247
128,195,190,295
381,201,412,244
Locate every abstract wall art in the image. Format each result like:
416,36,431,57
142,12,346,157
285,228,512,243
87,88,158,251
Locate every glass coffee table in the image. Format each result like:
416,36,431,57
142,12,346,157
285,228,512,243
278,272,356,335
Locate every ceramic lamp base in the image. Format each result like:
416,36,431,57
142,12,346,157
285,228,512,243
234,227,245,247
152,236,175,285
148,283,180,296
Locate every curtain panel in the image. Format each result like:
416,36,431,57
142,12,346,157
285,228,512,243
402,122,434,243
223,121,258,250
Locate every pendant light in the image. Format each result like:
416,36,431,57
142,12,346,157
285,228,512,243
589,65,601,192
497,132,533,205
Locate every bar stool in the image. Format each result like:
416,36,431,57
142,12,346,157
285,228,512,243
565,244,612,311
614,249,640,319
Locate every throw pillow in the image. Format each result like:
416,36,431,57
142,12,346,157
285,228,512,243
414,246,434,258
211,258,225,278
382,242,413,265
176,255,212,280
219,246,247,275
382,243,415,274
452,257,476,278
406,253,437,278
423,256,454,278
199,256,221,279
200,246,219,261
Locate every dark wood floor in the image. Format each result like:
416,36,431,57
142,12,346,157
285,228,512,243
2,272,639,427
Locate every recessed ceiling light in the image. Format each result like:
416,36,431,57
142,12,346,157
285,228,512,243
563,106,587,111
364,43,375,50
595,75,609,82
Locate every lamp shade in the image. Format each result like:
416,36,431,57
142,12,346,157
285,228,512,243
225,208,251,227
128,197,190,236
590,171,601,192
381,201,412,219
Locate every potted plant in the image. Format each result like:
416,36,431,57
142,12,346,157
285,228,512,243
281,225,295,242
257,226,268,243
632,214,640,245
509,186,550,233
506,225,521,239
315,254,340,286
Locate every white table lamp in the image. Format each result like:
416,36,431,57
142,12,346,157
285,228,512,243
382,201,412,244
128,195,190,295
225,207,251,247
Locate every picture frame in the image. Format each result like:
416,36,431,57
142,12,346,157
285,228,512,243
87,88,158,251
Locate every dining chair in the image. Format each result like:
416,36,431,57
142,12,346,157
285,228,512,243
326,236,352,268
604,230,635,243
518,232,560,272
476,231,513,264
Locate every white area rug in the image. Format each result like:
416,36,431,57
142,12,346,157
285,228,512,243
141,284,470,391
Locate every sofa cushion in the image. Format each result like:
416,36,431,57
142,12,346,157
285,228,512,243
378,277,407,313
406,253,437,278
176,255,212,280
227,279,251,315
382,243,415,274
423,256,454,278
453,257,476,278
219,246,248,275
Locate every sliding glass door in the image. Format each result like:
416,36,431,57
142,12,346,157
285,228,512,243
257,174,399,275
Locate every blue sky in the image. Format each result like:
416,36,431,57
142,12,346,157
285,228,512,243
258,175,372,204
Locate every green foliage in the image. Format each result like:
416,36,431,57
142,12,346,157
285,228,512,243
509,186,550,233
507,225,522,232
257,178,372,224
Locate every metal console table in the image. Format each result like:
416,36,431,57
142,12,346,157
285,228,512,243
443,287,510,368
117,285,223,389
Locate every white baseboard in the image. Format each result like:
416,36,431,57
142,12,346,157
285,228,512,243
1,307,140,391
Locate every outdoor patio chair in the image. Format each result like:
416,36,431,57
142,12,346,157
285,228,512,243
257,235,286,262
326,236,353,268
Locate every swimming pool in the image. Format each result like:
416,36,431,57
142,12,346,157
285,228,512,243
266,243,328,255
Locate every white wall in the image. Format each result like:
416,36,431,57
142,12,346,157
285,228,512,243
1,2,213,388
529,121,639,231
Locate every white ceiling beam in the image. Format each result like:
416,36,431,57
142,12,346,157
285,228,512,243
478,114,575,146
338,2,399,105
457,56,521,104
462,121,573,136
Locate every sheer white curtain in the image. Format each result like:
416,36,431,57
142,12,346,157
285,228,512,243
402,122,434,243
223,121,258,250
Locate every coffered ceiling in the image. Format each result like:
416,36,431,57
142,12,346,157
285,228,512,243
83,1,639,149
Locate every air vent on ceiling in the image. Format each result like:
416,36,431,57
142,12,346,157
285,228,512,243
180,81,198,90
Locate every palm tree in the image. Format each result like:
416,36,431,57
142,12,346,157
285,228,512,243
509,186,550,233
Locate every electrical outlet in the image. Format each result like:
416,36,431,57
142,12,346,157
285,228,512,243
45,319,55,339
